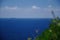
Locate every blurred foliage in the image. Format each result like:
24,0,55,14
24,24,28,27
36,17,60,40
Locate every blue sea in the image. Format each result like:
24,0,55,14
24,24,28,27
0,18,51,40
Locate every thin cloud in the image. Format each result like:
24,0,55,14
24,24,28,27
0,6,60,18
32,5,40,9
48,5,52,8
4,6,18,10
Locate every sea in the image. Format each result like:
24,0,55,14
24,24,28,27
0,18,51,40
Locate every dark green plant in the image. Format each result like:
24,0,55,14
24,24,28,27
36,18,60,40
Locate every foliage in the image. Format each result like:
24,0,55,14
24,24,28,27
36,18,60,40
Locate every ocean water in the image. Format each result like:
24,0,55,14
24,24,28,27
0,18,51,40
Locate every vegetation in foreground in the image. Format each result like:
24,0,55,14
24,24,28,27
36,17,60,40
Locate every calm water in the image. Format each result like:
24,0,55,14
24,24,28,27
0,18,51,40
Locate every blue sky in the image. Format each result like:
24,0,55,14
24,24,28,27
0,0,60,18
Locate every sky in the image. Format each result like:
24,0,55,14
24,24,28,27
0,0,60,18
